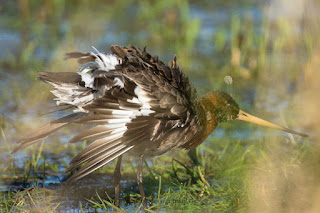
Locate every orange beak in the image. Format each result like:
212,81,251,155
237,110,308,137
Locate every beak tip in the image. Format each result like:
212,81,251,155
237,110,308,138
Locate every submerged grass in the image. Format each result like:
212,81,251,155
1,136,313,212
1,0,319,212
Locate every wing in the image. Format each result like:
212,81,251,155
110,45,203,150
13,45,202,182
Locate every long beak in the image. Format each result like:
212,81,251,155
237,110,308,137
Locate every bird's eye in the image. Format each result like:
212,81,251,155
226,104,231,109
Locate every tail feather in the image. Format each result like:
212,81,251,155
65,52,95,65
39,105,74,117
12,113,85,153
65,52,91,59
66,138,122,172
38,72,83,86
65,145,132,183
68,123,125,143
69,137,122,165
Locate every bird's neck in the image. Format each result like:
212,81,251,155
182,94,219,149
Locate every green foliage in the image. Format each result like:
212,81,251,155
0,0,318,212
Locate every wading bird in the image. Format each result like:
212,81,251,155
12,45,308,208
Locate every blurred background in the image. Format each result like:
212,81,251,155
0,0,319,212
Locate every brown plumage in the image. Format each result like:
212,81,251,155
12,45,308,208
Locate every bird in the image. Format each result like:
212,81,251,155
12,45,308,208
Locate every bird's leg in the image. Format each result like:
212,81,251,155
114,155,122,207
188,149,209,195
137,155,147,209
187,148,200,166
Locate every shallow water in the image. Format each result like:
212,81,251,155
0,0,313,211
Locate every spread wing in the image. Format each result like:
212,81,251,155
13,45,202,182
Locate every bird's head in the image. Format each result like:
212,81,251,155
200,91,308,137
200,91,239,123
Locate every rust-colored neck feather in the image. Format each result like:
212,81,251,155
182,93,220,149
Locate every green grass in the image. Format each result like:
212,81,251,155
1,0,319,212
1,136,313,212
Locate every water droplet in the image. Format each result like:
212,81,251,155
224,76,232,85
